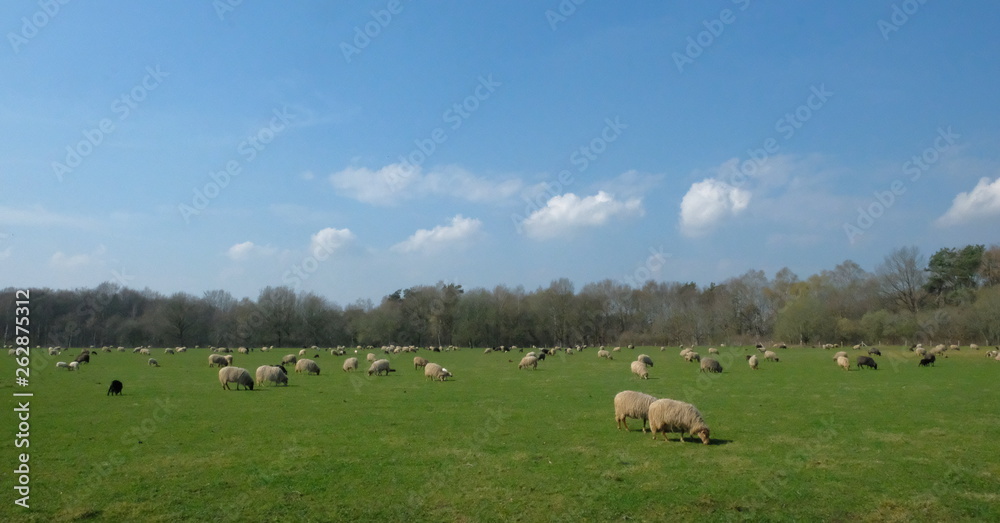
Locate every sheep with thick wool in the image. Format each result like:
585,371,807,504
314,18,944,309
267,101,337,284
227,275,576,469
413,356,429,370
295,358,320,375
255,365,288,386
208,354,228,367
647,398,711,444
747,354,759,370
343,357,359,372
597,349,612,360
636,354,654,367
219,366,254,390
368,359,396,376
518,355,538,370
424,362,453,381
832,351,848,360
700,358,722,373
763,350,779,362
613,390,657,433
147,358,160,367
281,354,297,365
630,360,649,379
836,356,850,370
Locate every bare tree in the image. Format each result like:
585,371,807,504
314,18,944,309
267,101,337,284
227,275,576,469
876,246,926,313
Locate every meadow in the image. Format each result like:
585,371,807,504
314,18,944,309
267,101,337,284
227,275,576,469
2,344,999,522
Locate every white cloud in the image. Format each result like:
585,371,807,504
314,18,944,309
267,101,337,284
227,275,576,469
392,215,482,253
227,241,277,261
310,227,354,257
679,179,751,237
936,176,1000,227
50,245,107,270
521,191,643,240
329,163,521,206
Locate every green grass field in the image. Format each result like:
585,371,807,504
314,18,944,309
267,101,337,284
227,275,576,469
2,345,999,522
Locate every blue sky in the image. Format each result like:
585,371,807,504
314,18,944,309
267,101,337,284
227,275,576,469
2,1,999,304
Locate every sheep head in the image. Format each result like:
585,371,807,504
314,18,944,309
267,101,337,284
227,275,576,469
696,428,711,445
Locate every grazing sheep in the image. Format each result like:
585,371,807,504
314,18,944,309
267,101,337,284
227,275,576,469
647,398,711,444
836,356,850,371
281,354,297,365
424,362,453,381
833,351,848,360
914,347,928,357
636,354,654,367
708,347,719,355
107,379,123,396
208,354,229,367
164,348,175,355
147,358,160,367
630,360,649,380
366,353,377,362
295,359,320,375
699,358,722,373
74,351,90,364
612,346,622,353
139,348,151,356
219,366,254,390
969,343,980,351
747,354,759,370
856,356,877,370
342,357,359,372
56,361,69,369
867,348,882,356
255,365,289,386
597,349,612,360
518,355,538,370
367,359,396,376
919,355,936,367
763,350,779,362
684,351,701,363
238,347,249,354
413,356,429,370
613,390,658,433
68,361,79,371
985,350,997,359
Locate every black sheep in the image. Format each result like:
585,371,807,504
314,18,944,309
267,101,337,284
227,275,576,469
107,380,123,396
919,354,936,367
856,356,878,370
74,351,90,364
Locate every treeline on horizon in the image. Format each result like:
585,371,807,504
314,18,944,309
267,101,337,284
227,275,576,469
4,244,1000,350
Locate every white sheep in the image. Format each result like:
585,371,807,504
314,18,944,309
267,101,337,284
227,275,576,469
518,355,538,370
68,361,79,371
424,362,453,381
708,347,719,355
164,348,175,355
139,348,151,356
255,365,288,386
647,398,711,444
969,343,980,350
367,359,395,376
636,354,654,367
763,350,779,362
832,351,848,360
281,354,297,365
298,349,307,357
597,349,612,360
747,354,759,370
630,360,649,379
147,358,160,367
836,356,850,371
295,359,320,375
219,366,254,390
56,361,69,369
208,354,228,367
684,351,701,363
613,390,658,433
343,357,359,372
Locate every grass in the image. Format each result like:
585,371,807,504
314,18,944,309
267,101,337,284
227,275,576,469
2,345,999,522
